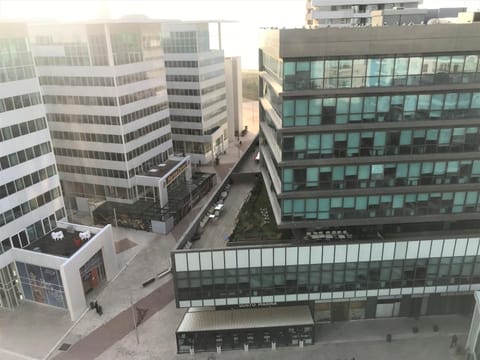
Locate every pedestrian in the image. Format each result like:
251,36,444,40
450,334,458,348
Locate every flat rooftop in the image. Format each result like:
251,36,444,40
26,227,95,258
140,160,180,179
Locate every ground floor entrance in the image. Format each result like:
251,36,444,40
80,250,106,296
0,263,21,309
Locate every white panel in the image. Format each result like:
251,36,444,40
179,300,191,307
238,297,250,304
263,295,274,303
347,244,359,262
323,246,334,263
237,249,249,268
378,289,389,296
191,300,202,307
382,242,395,260
370,243,383,261
471,284,480,291
298,293,309,301
390,288,401,295
359,244,371,261
310,246,322,264
334,245,346,263
356,290,367,297
321,292,332,300
466,238,480,256
418,240,431,258
442,239,455,257
413,287,424,294
249,249,261,267
454,238,468,257
227,298,239,305
430,240,443,257
224,250,237,268
406,241,419,259
367,290,378,297
274,248,286,266
262,248,273,267
332,292,343,299
424,286,436,293
286,247,298,265
212,251,225,269
215,298,226,306
175,253,188,271
436,286,447,293
298,246,310,265
447,285,459,292
204,299,214,306
200,252,212,270
187,252,200,271
286,294,297,301
459,285,470,292
401,288,413,295
394,242,407,259
274,295,286,302
344,291,355,298
251,296,261,303
309,293,321,300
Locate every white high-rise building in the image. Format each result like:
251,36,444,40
306,0,422,27
163,22,228,164
28,21,174,210
224,56,243,141
0,23,66,255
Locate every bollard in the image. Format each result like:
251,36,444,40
271,341,276,351
216,345,221,353
299,340,304,348
244,343,249,352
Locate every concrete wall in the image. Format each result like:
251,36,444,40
466,291,480,359
60,224,117,321
225,56,243,141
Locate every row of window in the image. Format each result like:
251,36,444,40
169,101,201,110
58,164,127,179
0,38,29,58
35,55,90,67
167,88,200,96
281,159,480,192
164,57,224,68
128,149,172,178
282,127,480,160
0,65,36,83
280,91,480,127
121,102,169,125
0,92,41,113
126,133,172,160
116,68,164,86
47,113,120,126
0,117,47,142
172,128,203,136
43,94,117,107
0,187,62,228
55,147,125,162
124,117,170,143
281,191,480,221
170,115,202,123
176,256,480,300
1,208,65,253
62,179,133,200
0,142,52,170
262,52,283,82
282,54,480,90
118,86,166,106
204,105,227,122
39,75,114,87
166,69,225,83
0,165,57,200
163,31,197,54
173,140,212,154
203,93,226,109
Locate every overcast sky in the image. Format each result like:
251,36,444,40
1,0,479,69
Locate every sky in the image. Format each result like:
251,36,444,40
1,0,479,69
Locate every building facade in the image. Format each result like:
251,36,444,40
306,0,422,27
163,22,228,164
224,56,243,141
28,21,174,209
0,23,67,265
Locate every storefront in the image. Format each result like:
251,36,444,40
79,250,106,296
176,305,314,353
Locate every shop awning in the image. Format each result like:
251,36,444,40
177,305,313,333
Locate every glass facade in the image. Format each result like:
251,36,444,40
0,263,21,308
173,236,480,307
282,91,480,127
16,261,66,309
284,54,480,91
281,191,480,221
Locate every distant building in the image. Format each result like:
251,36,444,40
224,56,243,140
371,7,467,26
163,22,228,164
305,0,422,27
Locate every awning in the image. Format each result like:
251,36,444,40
177,305,313,333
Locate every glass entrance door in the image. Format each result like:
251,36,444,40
0,263,21,309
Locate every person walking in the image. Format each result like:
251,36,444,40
450,334,458,348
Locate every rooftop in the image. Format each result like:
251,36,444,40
140,160,180,179
26,227,95,258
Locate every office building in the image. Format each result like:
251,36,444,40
28,21,175,210
224,56,243,140
171,23,480,353
163,22,228,164
305,0,422,27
